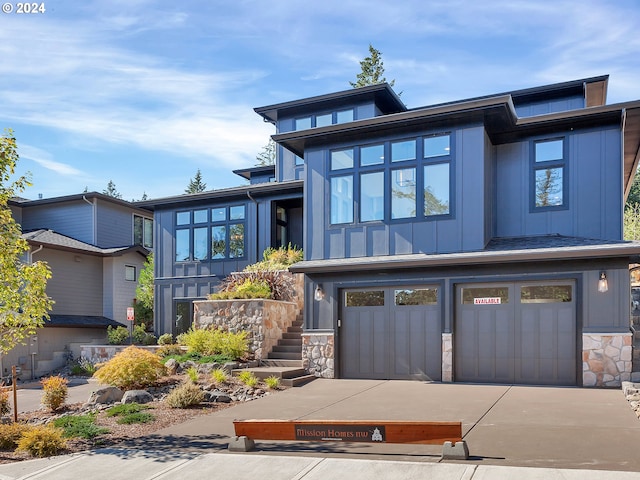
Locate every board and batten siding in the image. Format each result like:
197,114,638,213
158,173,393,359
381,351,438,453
514,94,584,118
495,126,622,240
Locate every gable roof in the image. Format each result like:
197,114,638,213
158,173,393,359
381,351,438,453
9,192,153,215
22,229,149,257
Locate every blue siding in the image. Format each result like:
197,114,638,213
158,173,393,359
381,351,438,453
515,94,584,117
22,202,94,244
495,127,621,240
96,201,136,248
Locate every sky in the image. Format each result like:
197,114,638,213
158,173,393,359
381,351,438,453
1,0,639,202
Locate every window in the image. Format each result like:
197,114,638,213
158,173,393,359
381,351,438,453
360,171,384,221
533,138,566,209
316,113,332,127
295,117,312,130
395,288,438,305
133,215,153,249
336,109,354,124
521,285,572,303
293,109,355,131
174,205,246,262
345,290,385,307
125,265,136,282
328,132,453,225
295,155,304,166
331,176,353,224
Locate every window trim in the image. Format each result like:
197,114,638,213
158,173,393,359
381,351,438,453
133,214,153,249
530,136,569,212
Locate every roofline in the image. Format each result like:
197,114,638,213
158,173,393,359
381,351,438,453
232,165,276,180
137,179,304,209
23,231,150,258
9,191,153,214
290,242,640,274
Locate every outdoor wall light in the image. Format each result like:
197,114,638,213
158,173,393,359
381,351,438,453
598,271,609,293
314,284,325,301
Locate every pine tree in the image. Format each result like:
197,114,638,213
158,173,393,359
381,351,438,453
350,44,395,89
103,180,123,199
185,169,207,194
255,139,276,166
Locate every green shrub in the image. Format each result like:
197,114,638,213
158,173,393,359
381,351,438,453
179,328,248,359
132,324,146,344
264,376,280,389
0,423,31,449
70,358,97,376
107,325,129,345
244,245,303,271
106,403,150,417
156,344,183,357
16,425,66,457
158,333,174,345
117,412,155,424
209,279,271,300
211,368,228,385
0,389,10,417
165,382,204,408
186,366,199,383
53,414,109,439
41,375,68,412
237,370,258,387
93,346,166,390
142,333,157,345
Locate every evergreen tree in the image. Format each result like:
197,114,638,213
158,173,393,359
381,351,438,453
0,129,53,353
350,44,395,89
103,180,123,199
255,139,276,166
185,169,207,194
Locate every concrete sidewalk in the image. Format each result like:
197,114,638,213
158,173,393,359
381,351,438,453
1,379,639,479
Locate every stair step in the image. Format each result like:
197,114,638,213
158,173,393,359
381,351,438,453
260,359,302,368
271,345,301,354
268,352,302,360
287,327,303,334
231,367,306,380
282,374,317,387
282,332,302,340
278,338,302,347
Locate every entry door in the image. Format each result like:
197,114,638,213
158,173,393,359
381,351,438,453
455,281,576,385
340,287,442,381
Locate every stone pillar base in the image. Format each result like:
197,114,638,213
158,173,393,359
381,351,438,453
302,332,335,378
442,333,453,383
583,333,633,387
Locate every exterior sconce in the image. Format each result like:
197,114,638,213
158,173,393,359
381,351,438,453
314,285,325,301
598,271,608,293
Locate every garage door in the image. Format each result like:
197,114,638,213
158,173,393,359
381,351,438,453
340,287,442,380
455,281,576,385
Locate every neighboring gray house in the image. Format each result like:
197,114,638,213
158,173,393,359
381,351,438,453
144,75,640,387
5,193,152,378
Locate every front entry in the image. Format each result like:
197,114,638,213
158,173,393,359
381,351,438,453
454,281,577,385
340,286,442,380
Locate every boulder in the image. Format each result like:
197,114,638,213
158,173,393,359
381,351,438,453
86,386,123,405
205,390,232,403
122,390,154,404
164,358,178,375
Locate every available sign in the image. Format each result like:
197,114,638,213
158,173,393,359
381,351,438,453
473,297,502,305
295,424,385,442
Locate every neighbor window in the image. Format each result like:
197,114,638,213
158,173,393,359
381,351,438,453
125,265,136,282
133,215,153,249
533,138,566,209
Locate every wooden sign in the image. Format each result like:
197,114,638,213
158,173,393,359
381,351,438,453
233,419,462,445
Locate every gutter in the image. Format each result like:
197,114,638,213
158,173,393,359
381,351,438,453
82,195,97,245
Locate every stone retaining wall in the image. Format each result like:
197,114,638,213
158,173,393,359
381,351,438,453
80,345,163,364
302,332,334,378
193,299,298,360
582,333,633,387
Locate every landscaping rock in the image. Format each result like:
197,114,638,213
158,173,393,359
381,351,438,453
622,381,640,418
205,390,232,403
122,390,154,404
164,358,178,375
86,386,123,405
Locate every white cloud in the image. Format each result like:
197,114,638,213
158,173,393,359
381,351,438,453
18,145,84,177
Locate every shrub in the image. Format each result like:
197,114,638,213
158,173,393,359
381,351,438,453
16,425,66,457
41,375,68,412
142,333,157,345
0,389,10,417
107,325,129,345
165,382,204,408
53,414,109,439
70,358,97,376
186,366,199,383
244,245,303,271
264,376,280,389
132,324,147,344
117,412,155,424
0,423,31,449
211,368,228,385
209,279,271,300
179,328,248,359
158,333,174,345
212,270,295,302
106,403,150,417
93,346,166,390
156,344,183,357
237,370,258,388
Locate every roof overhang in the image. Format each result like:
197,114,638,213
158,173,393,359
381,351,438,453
290,242,640,274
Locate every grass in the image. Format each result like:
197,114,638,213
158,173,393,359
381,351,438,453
52,414,110,439
163,352,234,364
116,412,155,424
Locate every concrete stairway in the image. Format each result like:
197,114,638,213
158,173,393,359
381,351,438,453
257,313,316,386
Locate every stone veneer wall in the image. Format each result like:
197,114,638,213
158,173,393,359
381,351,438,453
441,333,453,382
583,333,633,387
193,299,298,360
80,345,162,364
302,332,334,378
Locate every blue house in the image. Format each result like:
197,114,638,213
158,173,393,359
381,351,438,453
145,75,640,387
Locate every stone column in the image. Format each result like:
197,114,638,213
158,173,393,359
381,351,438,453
302,332,334,378
582,333,633,387
442,333,453,382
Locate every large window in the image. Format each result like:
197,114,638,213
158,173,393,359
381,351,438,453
293,109,355,131
532,138,566,209
133,215,153,248
174,205,246,262
329,133,453,225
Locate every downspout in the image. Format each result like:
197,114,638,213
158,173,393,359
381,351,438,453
82,195,97,245
246,191,259,262
30,244,43,262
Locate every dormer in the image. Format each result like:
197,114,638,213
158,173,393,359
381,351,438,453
233,165,276,185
